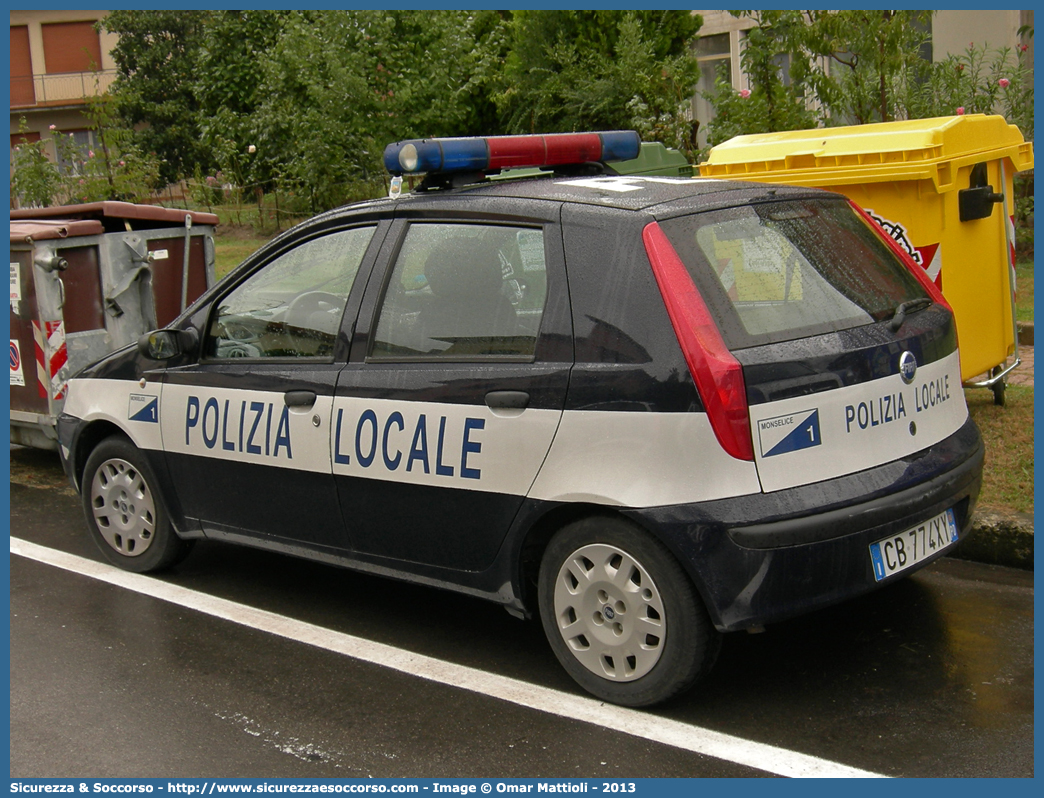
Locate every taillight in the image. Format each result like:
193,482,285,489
643,222,754,461
848,200,954,315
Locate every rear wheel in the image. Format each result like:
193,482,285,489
82,436,193,573
538,516,720,707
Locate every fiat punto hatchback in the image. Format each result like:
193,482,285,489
58,131,983,706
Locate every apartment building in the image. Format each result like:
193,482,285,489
10,10,118,157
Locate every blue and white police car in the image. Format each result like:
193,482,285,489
58,131,983,707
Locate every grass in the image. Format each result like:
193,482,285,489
1015,259,1033,322
160,200,285,279
965,385,1034,514
212,226,273,279
214,233,272,279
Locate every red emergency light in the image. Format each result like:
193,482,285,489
383,131,642,176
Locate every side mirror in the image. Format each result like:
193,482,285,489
138,328,199,360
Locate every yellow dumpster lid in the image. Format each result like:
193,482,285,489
701,114,1033,185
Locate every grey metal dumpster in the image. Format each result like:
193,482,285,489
10,202,218,449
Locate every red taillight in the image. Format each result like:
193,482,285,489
643,222,754,461
848,200,953,315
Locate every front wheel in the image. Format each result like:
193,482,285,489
81,436,193,573
538,516,720,707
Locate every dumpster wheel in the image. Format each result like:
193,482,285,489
991,366,1006,406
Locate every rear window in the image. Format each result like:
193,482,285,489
659,198,930,349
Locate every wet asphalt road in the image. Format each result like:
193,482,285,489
8,476,1034,779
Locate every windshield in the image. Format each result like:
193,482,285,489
659,198,931,349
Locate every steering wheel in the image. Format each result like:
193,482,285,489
284,291,346,335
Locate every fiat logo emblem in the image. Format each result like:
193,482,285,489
603,606,616,621
899,351,918,384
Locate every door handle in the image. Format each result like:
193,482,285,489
485,390,530,410
284,390,317,409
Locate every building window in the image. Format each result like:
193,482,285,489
42,21,103,74
10,25,35,106
693,33,735,149
10,130,41,149
55,129,95,173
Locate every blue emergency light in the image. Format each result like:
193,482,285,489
383,131,642,176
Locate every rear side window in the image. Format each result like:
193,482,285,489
659,199,930,349
371,223,547,359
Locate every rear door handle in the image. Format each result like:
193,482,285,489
284,390,317,409
485,390,530,410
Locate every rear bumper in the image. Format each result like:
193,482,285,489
633,417,984,632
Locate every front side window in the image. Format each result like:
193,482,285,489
372,223,547,359
207,226,375,359
660,199,930,348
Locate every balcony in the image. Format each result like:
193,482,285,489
10,70,117,110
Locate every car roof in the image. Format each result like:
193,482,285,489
374,174,831,217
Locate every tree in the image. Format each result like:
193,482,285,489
10,107,160,208
101,10,213,184
703,10,936,147
496,11,703,156
73,90,162,203
908,42,1034,141
245,10,510,212
10,120,61,208
807,9,934,125
195,10,288,192
703,10,1033,147
702,11,824,147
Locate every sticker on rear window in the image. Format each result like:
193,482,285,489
757,409,821,457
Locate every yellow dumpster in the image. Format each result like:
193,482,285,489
700,115,1033,402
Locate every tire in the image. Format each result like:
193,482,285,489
81,436,193,573
991,376,1006,406
538,516,720,707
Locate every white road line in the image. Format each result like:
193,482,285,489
11,537,886,779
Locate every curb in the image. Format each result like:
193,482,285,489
1017,320,1033,346
952,506,1034,570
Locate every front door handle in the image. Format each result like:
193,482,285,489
485,390,530,410
284,390,317,409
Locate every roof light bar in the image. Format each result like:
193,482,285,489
383,131,641,176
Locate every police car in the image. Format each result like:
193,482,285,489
57,131,983,707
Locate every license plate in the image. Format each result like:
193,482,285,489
869,508,958,581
